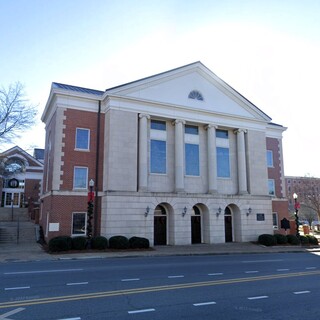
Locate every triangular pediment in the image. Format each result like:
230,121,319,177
105,62,271,122
1,146,43,168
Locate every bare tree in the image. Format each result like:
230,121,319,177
0,82,37,143
291,177,320,222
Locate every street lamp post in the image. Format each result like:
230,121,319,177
87,179,95,242
293,193,300,240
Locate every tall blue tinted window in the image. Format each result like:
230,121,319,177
151,140,166,174
185,144,199,176
266,150,273,167
217,147,230,177
73,167,88,189
151,120,166,130
76,128,89,150
185,125,199,135
216,129,228,139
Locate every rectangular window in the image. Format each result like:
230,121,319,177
150,119,167,174
217,147,230,177
185,125,199,135
150,140,166,174
216,129,228,139
72,212,86,235
73,167,88,189
268,179,275,196
273,212,278,229
266,150,273,167
151,120,166,131
75,128,90,150
185,143,200,176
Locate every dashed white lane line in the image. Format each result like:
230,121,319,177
168,275,184,279
293,291,311,295
66,282,88,286
4,269,83,275
57,318,81,320
248,296,269,300
242,259,283,263
4,286,30,291
306,267,316,270
193,301,216,307
208,273,223,276
277,269,290,272
121,278,140,282
245,271,259,274
128,309,155,314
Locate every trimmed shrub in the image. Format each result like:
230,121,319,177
72,236,87,250
48,236,72,252
109,235,129,249
258,234,276,246
286,234,300,245
306,235,319,245
129,236,150,249
274,234,288,245
91,236,108,250
299,235,309,245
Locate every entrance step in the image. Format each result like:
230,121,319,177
0,221,36,244
0,207,30,221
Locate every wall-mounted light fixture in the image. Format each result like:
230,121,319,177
145,206,150,217
216,207,222,217
246,207,252,216
182,206,187,217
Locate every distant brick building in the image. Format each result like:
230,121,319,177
0,146,44,219
40,62,289,243
285,176,320,223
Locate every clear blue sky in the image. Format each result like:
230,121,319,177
1,0,320,177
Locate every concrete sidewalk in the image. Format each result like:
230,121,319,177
1,241,320,263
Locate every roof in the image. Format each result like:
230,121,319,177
52,83,104,96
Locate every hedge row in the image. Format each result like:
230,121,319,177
48,235,149,252
258,234,319,246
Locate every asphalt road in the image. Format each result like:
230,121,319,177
0,252,319,319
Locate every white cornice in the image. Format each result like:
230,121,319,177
104,95,269,131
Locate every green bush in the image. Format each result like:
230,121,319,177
109,235,129,249
274,234,288,245
299,235,309,245
129,236,150,249
258,234,276,246
286,234,300,245
48,236,72,252
71,236,87,250
306,235,319,245
91,236,108,250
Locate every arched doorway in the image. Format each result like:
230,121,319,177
191,206,201,244
224,206,233,242
154,204,167,245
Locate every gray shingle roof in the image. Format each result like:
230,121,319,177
52,82,104,96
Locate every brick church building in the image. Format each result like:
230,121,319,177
40,62,289,244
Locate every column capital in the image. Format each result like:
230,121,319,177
205,124,218,130
234,128,247,134
172,119,186,126
139,113,150,120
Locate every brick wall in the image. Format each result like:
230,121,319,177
61,108,105,191
266,137,283,198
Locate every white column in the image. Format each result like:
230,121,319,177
235,128,248,194
206,124,218,194
138,114,150,191
174,119,185,192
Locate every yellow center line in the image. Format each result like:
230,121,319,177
1,270,319,309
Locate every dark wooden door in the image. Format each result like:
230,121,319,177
191,216,201,244
225,215,233,242
154,216,167,245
